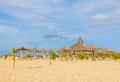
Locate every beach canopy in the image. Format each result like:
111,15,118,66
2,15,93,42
59,46,71,52
16,46,29,52
49,49,55,52
31,47,42,52
87,44,102,51
42,48,49,52
104,48,114,53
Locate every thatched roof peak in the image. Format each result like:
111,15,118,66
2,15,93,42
77,36,84,43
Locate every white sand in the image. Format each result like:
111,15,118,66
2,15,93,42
0,59,120,82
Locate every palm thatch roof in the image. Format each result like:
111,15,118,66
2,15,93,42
42,48,49,52
70,37,88,51
59,46,71,52
87,44,101,51
49,49,55,52
104,48,114,52
16,46,29,52
31,47,42,52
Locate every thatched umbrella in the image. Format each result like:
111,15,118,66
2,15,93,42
49,49,55,52
87,44,101,51
87,44,101,60
59,46,71,52
103,47,114,54
31,47,42,57
31,47,42,52
16,46,29,56
15,46,29,56
42,48,49,55
16,46,29,51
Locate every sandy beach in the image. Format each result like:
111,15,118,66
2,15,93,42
0,59,120,82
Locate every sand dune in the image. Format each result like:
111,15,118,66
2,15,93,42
0,59,120,82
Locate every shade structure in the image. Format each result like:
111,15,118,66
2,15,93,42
103,48,114,53
16,46,30,56
16,46,29,52
42,48,49,53
70,37,88,52
87,44,102,61
31,47,42,53
87,44,101,51
49,49,55,52
59,46,71,52
30,47,42,58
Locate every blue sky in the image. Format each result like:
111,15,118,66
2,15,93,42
0,0,120,52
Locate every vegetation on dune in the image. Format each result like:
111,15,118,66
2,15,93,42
111,52,120,62
60,52,67,61
25,54,33,60
84,53,90,60
49,50,56,65
3,54,9,59
1,47,120,66
11,48,17,69
75,53,84,60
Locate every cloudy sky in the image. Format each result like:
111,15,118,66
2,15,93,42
0,0,120,51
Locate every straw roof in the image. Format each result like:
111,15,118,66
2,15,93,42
70,37,88,51
16,46,29,52
31,47,42,52
104,48,113,52
42,48,49,52
49,49,55,52
59,46,71,52
87,44,101,51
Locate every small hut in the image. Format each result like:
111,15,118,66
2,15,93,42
70,37,88,54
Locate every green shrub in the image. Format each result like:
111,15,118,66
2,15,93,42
4,54,8,59
25,54,33,58
11,48,16,69
61,52,67,60
85,54,90,60
75,53,84,60
112,52,119,61
50,51,56,60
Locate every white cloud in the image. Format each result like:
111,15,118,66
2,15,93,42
74,0,119,28
72,0,117,14
91,14,110,21
0,25,18,35
52,0,62,3
91,9,120,27
0,0,56,28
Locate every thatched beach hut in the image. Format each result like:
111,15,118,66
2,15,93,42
70,37,88,53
